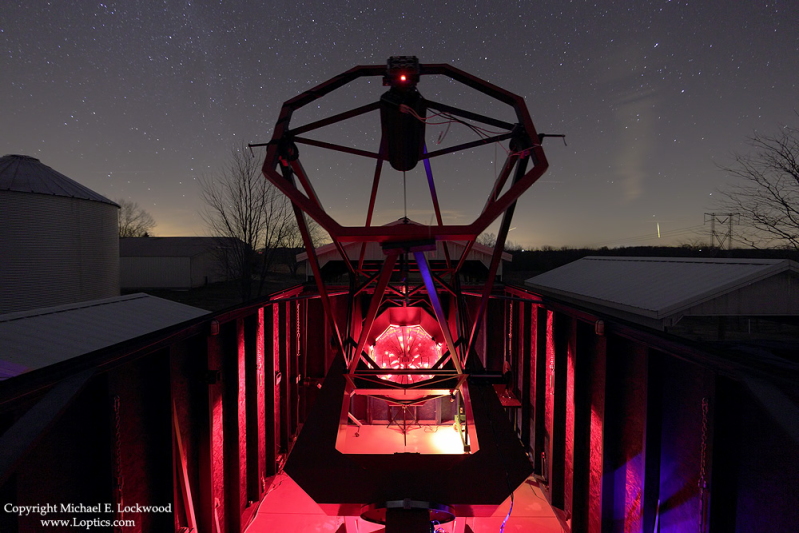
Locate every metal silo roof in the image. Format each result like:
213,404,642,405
0,154,117,205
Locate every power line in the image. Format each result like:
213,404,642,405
704,213,739,250
584,224,706,248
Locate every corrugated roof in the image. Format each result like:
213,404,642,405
0,293,208,379
0,154,117,205
525,256,799,319
120,236,240,257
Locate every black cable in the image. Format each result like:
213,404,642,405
403,170,407,221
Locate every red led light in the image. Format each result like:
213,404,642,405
370,324,440,385
399,74,407,82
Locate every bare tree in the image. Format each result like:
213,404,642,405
678,236,707,251
717,125,799,250
279,216,329,276
199,146,296,301
476,232,522,252
117,198,156,237
476,232,496,247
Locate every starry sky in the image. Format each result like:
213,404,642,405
1,1,797,249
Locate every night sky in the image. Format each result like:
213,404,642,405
1,1,796,248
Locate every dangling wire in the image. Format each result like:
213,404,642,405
400,103,542,158
402,170,408,221
494,141,498,179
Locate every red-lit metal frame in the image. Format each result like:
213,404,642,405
260,61,548,392
262,63,548,243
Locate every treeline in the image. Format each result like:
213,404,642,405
506,246,799,276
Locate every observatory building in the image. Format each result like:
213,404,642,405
1,60,797,533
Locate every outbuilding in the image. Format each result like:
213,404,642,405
0,154,119,314
120,236,238,290
525,256,799,340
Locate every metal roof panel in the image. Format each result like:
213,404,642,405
525,257,797,318
0,293,208,378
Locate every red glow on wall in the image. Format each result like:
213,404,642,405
369,324,440,384
545,311,555,453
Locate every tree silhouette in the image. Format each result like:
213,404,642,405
199,145,295,301
117,198,156,237
717,125,799,250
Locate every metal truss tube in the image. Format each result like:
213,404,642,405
422,143,453,271
423,132,514,160
289,101,380,136
292,203,344,353
466,156,530,358
293,136,380,159
413,251,462,374
425,99,516,130
349,253,399,373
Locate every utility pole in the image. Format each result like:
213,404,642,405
704,213,739,250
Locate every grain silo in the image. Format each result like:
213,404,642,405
0,154,120,314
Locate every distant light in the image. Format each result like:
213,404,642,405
399,74,407,82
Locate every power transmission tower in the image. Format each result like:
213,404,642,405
704,213,739,250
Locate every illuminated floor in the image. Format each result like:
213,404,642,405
337,423,467,455
245,472,567,533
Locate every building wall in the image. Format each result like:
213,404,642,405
121,252,228,290
0,191,119,314
190,251,227,287
2,282,797,533
683,270,799,316
120,256,191,289
0,292,301,533
505,285,799,533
